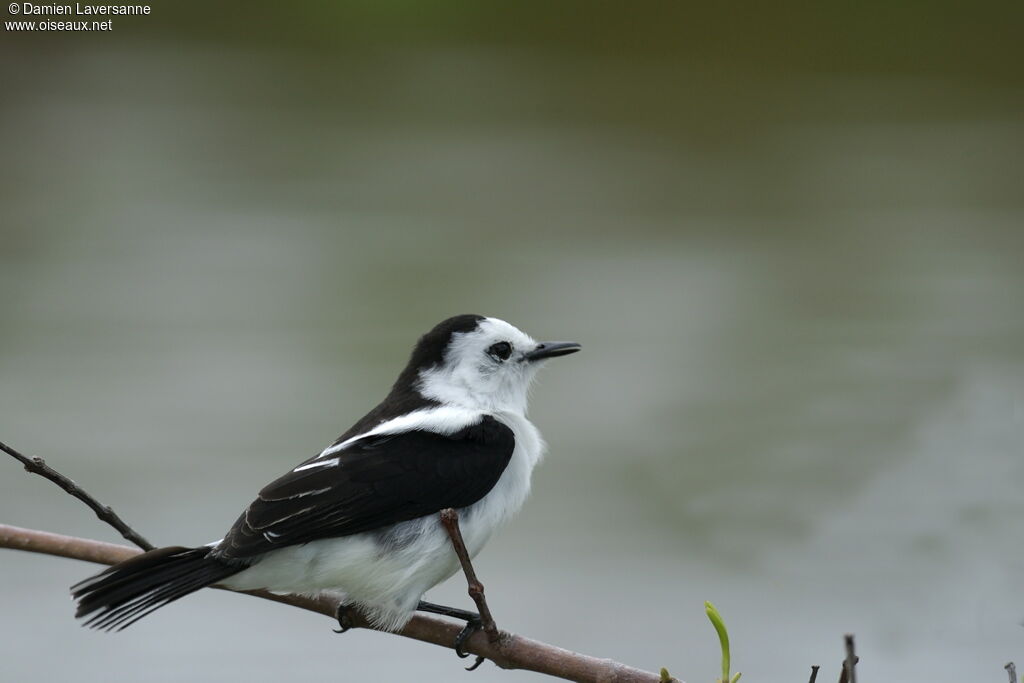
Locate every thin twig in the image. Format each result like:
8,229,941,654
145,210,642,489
1006,662,1017,683
808,665,819,683
0,440,153,550
841,634,857,683
0,524,670,683
439,508,500,641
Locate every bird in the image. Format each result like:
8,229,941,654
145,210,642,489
72,314,581,652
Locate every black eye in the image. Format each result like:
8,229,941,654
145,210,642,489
487,341,513,361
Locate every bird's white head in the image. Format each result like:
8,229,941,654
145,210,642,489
402,315,580,415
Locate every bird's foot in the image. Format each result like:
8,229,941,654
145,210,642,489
333,604,355,634
455,616,485,670
416,600,486,671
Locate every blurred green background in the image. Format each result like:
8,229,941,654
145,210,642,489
2,3,1023,681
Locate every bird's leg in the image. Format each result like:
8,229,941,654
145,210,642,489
333,603,356,634
438,508,501,670
417,600,480,623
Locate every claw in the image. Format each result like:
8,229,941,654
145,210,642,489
454,617,485,670
414,601,489,671
454,617,480,657
333,604,354,634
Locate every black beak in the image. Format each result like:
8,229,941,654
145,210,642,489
523,341,582,362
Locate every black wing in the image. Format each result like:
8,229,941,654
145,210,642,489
214,415,515,561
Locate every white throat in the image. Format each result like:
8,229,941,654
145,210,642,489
417,363,533,414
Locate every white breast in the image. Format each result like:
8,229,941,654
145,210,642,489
457,410,544,556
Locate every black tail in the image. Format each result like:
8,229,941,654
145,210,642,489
72,546,242,631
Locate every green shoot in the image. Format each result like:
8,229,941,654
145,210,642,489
705,601,741,683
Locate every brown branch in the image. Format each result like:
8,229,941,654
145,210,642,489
0,523,672,683
0,440,154,551
439,507,499,642
1,442,677,681
439,507,498,671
